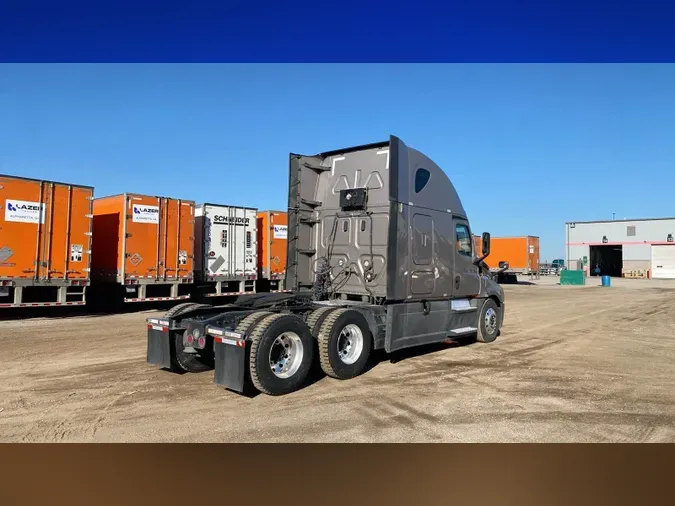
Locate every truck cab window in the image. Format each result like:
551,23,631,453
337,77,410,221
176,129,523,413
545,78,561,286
414,168,431,193
455,224,472,257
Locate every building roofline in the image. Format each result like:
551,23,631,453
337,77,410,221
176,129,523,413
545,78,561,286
566,217,675,225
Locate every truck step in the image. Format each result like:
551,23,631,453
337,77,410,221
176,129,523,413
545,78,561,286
300,198,322,207
448,327,477,335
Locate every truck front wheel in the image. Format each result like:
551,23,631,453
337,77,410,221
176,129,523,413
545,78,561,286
317,309,373,380
476,298,501,343
248,313,315,396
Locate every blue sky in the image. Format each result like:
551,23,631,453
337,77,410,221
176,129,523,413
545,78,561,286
1,64,674,260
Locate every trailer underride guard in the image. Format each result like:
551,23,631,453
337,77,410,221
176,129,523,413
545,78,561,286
147,135,505,396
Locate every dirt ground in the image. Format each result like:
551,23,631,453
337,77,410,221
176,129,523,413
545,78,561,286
1,277,674,442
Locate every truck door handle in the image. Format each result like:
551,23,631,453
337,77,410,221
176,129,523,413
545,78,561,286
455,276,460,289
422,300,430,316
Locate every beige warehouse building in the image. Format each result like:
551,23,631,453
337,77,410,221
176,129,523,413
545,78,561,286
565,217,675,279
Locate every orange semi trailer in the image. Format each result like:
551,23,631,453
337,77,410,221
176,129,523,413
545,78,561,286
91,194,196,303
257,210,288,291
474,235,540,275
0,175,93,308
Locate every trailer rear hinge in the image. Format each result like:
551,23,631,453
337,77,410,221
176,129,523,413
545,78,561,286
86,196,94,201
84,232,92,237
82,268,90,273
126,233,133,238
300,198,322,207
189,237,194,241
302,162,330,172
85,250,92,255
84,214,93,219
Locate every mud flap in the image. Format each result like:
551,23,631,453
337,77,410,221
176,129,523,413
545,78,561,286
212,330,247,393
146,319,172,369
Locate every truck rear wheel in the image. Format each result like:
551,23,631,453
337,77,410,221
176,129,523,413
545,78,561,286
235,311,273,335
476,298,500,343
248,313,315,396
317,308,373,380
165,302,208,318
305,306,336,336
167,303,213,373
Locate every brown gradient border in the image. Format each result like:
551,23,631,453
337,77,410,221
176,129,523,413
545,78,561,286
0,444,672,505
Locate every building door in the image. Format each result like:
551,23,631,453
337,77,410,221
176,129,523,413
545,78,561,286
651,245,675,279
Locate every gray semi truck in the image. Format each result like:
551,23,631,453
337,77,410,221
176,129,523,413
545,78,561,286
146,136,505,396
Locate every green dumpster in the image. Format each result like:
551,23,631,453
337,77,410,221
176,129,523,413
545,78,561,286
560,270,586,285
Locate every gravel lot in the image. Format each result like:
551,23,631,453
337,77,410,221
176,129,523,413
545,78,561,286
1,276,673,442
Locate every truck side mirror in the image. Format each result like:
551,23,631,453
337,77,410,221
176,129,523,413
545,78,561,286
481,232,490,256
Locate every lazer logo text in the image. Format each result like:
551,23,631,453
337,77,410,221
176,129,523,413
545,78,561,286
132,204,160,224
5,199,45,224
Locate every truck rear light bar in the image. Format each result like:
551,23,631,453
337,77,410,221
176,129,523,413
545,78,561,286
206,326,246,347
146,318,169,332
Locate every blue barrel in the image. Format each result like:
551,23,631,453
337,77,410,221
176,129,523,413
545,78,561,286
601,275,611,287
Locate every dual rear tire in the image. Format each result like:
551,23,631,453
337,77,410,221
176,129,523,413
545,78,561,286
242,307,374,395
316,308,373,380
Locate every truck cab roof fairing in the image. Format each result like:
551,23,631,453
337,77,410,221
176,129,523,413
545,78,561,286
285,136,467,296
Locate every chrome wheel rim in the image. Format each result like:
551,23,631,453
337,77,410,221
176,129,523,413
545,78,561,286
268,331,304,378
337,324,364,365
485,307,498,335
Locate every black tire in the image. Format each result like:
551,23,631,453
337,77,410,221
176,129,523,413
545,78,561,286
167,303,213,373
248,313,315,396
165,302,209,318
234,311,273,335
317,308,373,380
476,298,501,343
305,306,336,336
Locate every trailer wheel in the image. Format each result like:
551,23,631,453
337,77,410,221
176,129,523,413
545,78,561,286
248,313,314,396
317,309,373,380
476,298,500,343
166,303,213,373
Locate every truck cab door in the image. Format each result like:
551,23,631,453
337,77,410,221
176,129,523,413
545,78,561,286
452,219,480,298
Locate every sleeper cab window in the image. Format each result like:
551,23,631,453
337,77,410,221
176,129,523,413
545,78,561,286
455,224,472,257
415,168,431,193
